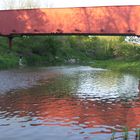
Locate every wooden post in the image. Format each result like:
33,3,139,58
8,36,13,49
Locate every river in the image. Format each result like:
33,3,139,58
0,66,139,140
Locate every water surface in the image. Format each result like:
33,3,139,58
0,66,139,140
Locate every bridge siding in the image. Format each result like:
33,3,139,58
0,6,140,36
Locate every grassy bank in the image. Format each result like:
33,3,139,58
0,36,140,71
0,52,91,69
90,60,140,76
0,36,91,69
0,54,19,70
110,128,140,140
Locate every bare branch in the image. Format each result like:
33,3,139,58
2,0,40,9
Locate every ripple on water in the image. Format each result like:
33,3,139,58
0,66,140,140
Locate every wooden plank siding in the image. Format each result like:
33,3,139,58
0,6,140,36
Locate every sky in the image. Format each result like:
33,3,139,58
0,0,140,9
41,0,140,8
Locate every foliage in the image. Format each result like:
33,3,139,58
0,54,18,69
2,0,40,9
0,35,140,70
91,60,140,76
110,127,140,140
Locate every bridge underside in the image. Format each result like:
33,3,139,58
0,6,140,37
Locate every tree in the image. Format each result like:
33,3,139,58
2,0,40,9
125,36,140,44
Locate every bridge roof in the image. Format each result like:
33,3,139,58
0,6,140,36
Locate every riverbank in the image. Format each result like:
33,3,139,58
90,60,140,76
0,54,19,70
0,55,140,77
0,36,140,72
0,53,90,70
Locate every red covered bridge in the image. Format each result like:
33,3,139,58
0,5,140,47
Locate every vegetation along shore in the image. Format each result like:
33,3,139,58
0,36,139,75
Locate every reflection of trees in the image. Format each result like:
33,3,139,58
0,87,140,130
0,68,139,131
75,70,138,98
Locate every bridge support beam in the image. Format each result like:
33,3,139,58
8,36,13,48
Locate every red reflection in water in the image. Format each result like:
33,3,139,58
0,91,140,132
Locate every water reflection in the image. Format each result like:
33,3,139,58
138,80,140,93
0,66,140,140
0,67,60,94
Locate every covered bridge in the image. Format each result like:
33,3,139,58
0,5,140,47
